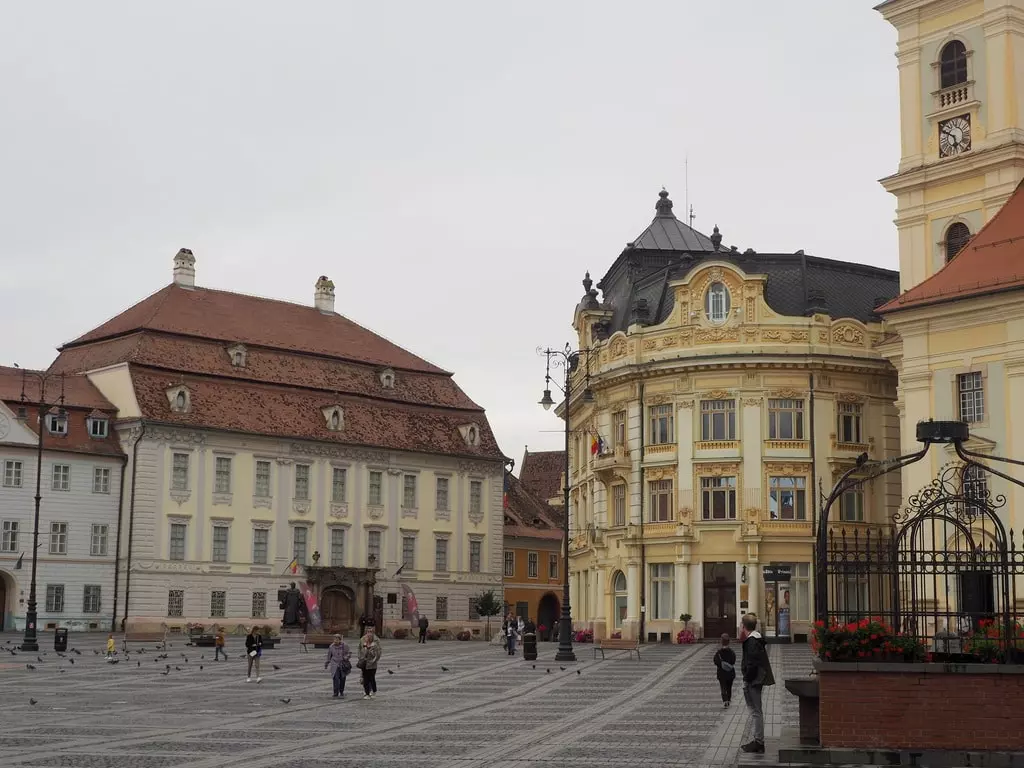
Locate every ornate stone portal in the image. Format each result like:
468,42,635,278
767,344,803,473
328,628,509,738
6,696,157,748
302,567,377,635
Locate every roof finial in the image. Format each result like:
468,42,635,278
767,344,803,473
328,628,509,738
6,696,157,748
711,225,722,251
582,271,593,294
655,188,673,217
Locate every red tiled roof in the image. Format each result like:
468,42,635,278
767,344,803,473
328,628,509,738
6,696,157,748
881,179,1024,313
52,333,481,411
64,284,447,374
504,473,563,541
519,449,565,503
129,366,503,460
0,366,123,457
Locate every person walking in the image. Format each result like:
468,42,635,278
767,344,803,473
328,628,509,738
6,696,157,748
358,627,382,699
418,614,429,644
245,625,263,683
506,614,518,656
713,633,737,708
740,614,775,753
324,634,352,698
214,628,226,661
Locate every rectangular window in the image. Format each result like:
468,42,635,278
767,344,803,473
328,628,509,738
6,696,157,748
215,456,232,494
549,553,558,579
369,471,383,505
469,539,481,573
367,530,382,564
434,538,449,572
45,584,65,613
169,523,186,561
613,410,627,449
83,585,101,614
435,477,449,510
51,464,70,492
648,479,673,522
436,595,448,621
769,476,807,520
958,372,984,423
294,464,310,500
768,398,804,440
92,467,111,494
613,485,626,526
252,591,267,619
212,525,229,563
701,476,737,520
963,464,988,503
89,418,108,438
701,399,736,441
469,480,483,517
648,404,674,445
651,563,674,620
793,563,810,622
172,453,189,491
48,414,67,435
331,528,346,566
252,529,268,565
503,550,515,577
167,589,184,617
402,535,415,570
469,596,480,620
837,402,863,444
90,524,108,556
840,488,864,522
527,551,539,578
210,590,226,617
1,520,18,552
403,474,417,509
331,467,347,503
292,527,308,565
3,460,23,488
254,460,272,498
49,522,67,554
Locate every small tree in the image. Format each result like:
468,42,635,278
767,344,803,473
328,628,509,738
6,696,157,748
474,590,503,641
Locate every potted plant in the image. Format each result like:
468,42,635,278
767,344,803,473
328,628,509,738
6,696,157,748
679,613,692,630
676,628,696,644
456,630,471,641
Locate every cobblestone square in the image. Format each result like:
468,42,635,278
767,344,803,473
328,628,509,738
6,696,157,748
0,633,808,768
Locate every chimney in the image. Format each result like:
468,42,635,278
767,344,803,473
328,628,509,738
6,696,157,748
172,248,196,288
314,276,336,314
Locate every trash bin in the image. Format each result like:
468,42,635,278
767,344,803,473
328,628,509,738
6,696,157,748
54,628,69,653
522,632,537,661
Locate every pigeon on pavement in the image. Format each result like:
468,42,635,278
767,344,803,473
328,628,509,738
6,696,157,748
441,666,450,672
279,698,291,704
26,664,36,670
29,699,37,706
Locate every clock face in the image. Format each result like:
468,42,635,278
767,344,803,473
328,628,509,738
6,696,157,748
0,414,9,440
939,114,972,157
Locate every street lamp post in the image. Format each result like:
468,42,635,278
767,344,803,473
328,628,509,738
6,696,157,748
538,343,595,663
18,369,66,653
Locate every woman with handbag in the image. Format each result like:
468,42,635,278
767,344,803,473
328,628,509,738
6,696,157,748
244,626,263,683
357,627,382,699
324,634,352,698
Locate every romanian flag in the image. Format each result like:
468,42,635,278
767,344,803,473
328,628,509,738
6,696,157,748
282,557,299,576
591,435,607,455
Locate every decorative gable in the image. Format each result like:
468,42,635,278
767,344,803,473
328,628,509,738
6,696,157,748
227,343,248,368
459,423,481,447
166,385,192,414
322,405,344,432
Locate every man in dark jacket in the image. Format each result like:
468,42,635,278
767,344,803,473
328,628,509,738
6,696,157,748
418,615,429,643
740,614,775,753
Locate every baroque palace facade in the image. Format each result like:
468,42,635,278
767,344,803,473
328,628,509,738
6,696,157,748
564,191,901,643
876,0,1024,530
48,251,506,633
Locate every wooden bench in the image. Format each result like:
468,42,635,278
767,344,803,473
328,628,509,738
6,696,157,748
300,633,336,652
122,630,167,653
594,638,640,660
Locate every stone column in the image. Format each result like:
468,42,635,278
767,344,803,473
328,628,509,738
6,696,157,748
673,560,689,635
624,562,640,641
592,567,607,639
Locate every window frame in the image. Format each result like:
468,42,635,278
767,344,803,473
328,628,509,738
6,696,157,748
171,453,190,491
700,476,737,520
51,464,71,492
945,222,972,262
648,404,674,446
613,410,627,449
837,402,864,444
434,537,449,573
939,39,968,89
612,484,626,526
1,520,17,552
503,550,515,577
402,474,417,509
45,584,65,613
82,584,102,614
254,460,272,498
49,522,68,554
840,487,865,522
700,399,736,441
92,466,111,494
527,551,539,579
88,417,108,438
469,539,482,573
769,476,807,520
251,591,267,619
330,527,346,567
705,281,731,323
90,524,108,556
210,590,227,618
549,552,558,579
648,479,674,522
331,466,347,503
767,398,804,440
167,589,185,617
435,595,448,621
214,456,232,494
252,528,269,565
367,530,382,564
650,563,674,620
435,476,450,511
402,535,416,570
212,525,229,563
957,372,984,424
294,464,311,501
368,470,383,506
292,526,308,565
169,523,187,561
3,459,23,488
469,480,483,516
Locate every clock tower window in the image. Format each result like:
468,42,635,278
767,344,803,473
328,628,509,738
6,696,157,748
944,222,972,263
939,40,968,89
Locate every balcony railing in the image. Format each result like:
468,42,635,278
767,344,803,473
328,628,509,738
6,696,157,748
695,440,739,451
933,81,974,112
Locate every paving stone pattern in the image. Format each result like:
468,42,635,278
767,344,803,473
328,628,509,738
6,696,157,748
0,633,806,768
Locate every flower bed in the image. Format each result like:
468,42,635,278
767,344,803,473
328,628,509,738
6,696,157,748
963,619,1024,663
392,628,409,640
811,618,925,662
426,629,441,640
456,630,471,641
573,629,593,643
676,629,696,645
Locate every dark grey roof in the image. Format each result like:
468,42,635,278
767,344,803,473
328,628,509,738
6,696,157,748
590,190,899,335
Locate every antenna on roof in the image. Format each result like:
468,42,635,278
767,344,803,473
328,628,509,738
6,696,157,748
685,155,695,228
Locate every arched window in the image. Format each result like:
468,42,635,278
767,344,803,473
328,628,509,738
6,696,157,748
613,571,628,629
945,222,971,262
940,40,968,89
705,282,731,323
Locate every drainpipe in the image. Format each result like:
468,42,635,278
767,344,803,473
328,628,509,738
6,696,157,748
808,373,818,621
109,451,129,633
121,422,146,631
638,381,646,644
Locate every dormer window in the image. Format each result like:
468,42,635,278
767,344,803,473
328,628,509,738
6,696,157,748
379,369,396,389
705,282,731,324
46,409,69,436
227,344,248,368
87,413,109,438
322,405,344,432
166,385,192,414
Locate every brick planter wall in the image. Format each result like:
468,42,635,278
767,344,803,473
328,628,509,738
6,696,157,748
817,661,1024,751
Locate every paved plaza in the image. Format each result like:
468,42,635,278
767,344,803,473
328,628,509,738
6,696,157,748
0,632,809,768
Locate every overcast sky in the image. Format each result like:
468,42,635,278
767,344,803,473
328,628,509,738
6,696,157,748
0,2,898,465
